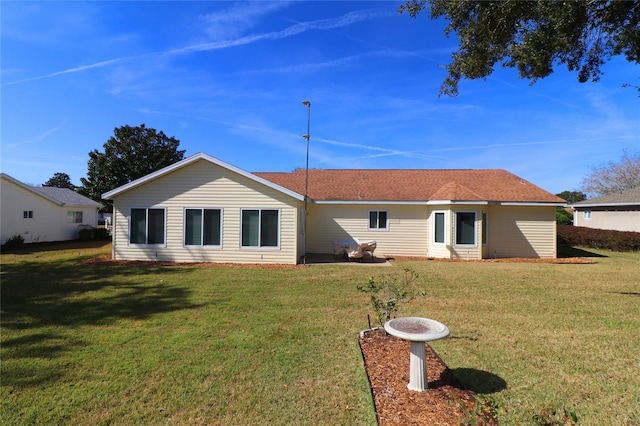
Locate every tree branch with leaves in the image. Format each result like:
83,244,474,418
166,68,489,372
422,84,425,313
400,0,640,96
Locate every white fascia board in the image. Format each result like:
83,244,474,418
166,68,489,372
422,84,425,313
314,200,430,205
571,202,639,208
102,152,304,201
432,200,489,205
498,202,564,207
299,199,561,207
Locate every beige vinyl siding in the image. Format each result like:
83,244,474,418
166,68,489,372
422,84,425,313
306,204,428,257
111,159,299,264
488,205,556,258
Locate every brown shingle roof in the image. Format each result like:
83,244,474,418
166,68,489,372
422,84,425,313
572,186,640,206
254,169,563,203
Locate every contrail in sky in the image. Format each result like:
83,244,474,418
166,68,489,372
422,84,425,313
3,9,383,86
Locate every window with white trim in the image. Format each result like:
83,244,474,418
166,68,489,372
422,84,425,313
185,208,222,246
241,209,279,248
130,208,165,245
369,210,388,230
434,211,445,244
23,210,34,219
583,210,592,220
455,212,476,245
67,211,83,223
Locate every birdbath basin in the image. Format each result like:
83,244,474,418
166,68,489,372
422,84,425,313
384,317,450,391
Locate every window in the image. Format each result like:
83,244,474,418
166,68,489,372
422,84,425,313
67,211,83,223
369,210,388,230
241,209,279,247
583,210,592,220
23,210,33,219
482,212,488,245
455,212,476,245
434,212,445,243
185,208,222,246
130,208,165,245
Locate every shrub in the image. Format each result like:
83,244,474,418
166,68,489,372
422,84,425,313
357,267,425,327
93,228,111,240
2,234,25,250
78,227,95,241
558,225,640,252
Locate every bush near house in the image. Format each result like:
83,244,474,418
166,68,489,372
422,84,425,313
2,235,25,250
78,227,110,241
558,225,640,252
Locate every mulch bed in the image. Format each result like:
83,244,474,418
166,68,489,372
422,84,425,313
359,328,498,425
79,254,596,269
77,254,300,270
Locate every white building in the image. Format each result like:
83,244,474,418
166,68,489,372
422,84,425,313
1,173,102,245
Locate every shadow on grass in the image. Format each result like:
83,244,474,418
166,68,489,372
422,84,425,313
558,244,608,258
450,368,507,394
613,291,640,297
1,257,201,387
1,239,111,256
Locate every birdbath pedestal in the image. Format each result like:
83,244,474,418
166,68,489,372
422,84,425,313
384,317,450,391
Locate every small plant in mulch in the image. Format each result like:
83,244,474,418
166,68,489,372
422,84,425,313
531,403,579,426
457,395,504,426
356,267,426,326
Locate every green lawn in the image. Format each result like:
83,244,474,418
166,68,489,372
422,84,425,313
1,242,639,425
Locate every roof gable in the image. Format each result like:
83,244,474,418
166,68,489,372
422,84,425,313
98,154,562,204
102,153,304,201
430,182,483,201
1,173,102,208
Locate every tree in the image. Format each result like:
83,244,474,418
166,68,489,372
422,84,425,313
399,1,640,96
80,124,185,211
556,190,586,204
43,172,76,190
556,191,587,225
580,150,640,198
554,191,585,224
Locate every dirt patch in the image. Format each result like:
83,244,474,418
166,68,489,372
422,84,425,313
359,328,498,425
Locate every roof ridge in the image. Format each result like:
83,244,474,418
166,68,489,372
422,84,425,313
430,181,484,200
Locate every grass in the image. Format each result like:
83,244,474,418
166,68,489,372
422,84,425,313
2,242,639,425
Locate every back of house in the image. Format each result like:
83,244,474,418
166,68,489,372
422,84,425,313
102,153,564,264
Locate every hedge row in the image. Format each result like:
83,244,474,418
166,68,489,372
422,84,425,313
557,225,640,252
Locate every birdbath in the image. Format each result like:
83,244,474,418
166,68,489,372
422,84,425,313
384,317,450,391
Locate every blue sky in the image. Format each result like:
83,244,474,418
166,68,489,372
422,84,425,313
2,1,638,196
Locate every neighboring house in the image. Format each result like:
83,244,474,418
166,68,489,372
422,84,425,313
0,173,102,245
102,153,564,264
570,187,640,232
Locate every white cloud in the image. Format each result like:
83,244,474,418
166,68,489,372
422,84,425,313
198,2,292,41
